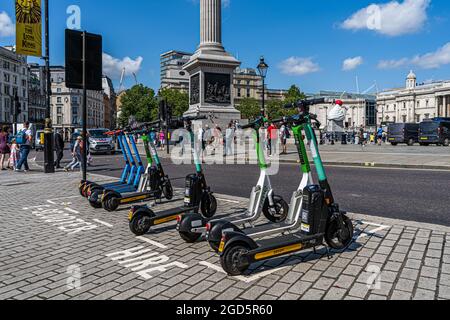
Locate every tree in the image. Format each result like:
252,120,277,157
236,98,261,120
285,84,306,104
118,85,158,127
158,88,189,117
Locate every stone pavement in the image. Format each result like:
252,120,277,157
0,170,449,300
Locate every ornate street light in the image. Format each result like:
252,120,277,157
257,56,269,117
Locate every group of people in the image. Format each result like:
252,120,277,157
148,130,166,151
0,122,33,172
321,126,387,147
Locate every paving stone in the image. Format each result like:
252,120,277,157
438,286,450,300
288,281,313,295
421,266,439,279
391,290,412,300
278,292,300,300
400,268,419,281
348,283,369,299
384,261,402,272
368,294,387,300
395,279,416,293
323,287,347,300
301,270,322,282
413,289,436,300
418,277,438,291
301,289,325,300
239,286,267,300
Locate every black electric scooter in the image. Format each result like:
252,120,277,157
128,115,218,236
218,99,354,276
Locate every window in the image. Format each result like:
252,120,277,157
13,75,17,84
57,116,62,124
23,89,26,98
402,115,407,123
72,96,78,104
57,107,62,114
57,88,61,93
247,89,251,98
416,115,421,123
4,85,9,95
22,79,26,87
425,114,430,119
57,97,62,103
4,73,10,82
426,100,429,108
72,107,78,114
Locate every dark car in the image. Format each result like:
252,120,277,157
388,123,419,146
419,119,450,146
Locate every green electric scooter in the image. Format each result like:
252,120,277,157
218,99,355,276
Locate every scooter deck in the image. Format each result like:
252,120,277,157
241,220,299,239
151,206,199,226
119,191,160,204
247,232,324,263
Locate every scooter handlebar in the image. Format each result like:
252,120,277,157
284,98,326,109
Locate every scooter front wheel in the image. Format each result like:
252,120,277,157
129,212,154,236
162,180,174,201
263,196,289,223
220,244,251,276
88,190,104,209
179,231,202,243
102,193,121,212
325,215,354,250
201,193,217,219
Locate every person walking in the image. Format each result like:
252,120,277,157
358,126,365,149
377,127,384,146
267,122,277,157
54,129,65,169
65,136,82,172
15,121,33,172
0,125,11,171
225,123,234,157
159,130,166,151
280,124,290,155
9,139,19,170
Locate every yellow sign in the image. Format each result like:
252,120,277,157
218,241,225,253
15,0,42,57
254,244,303,261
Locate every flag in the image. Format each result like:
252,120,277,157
15,0,42,57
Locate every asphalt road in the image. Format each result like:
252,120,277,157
34,149,450,227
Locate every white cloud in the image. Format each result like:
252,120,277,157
342,56,364,71
0,11,15,37
341,0,430,36
378,42,450,69
279,57,320,76
102,53,143,79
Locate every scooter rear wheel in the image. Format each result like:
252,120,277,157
325,215,354,250
220,244,250,276
263,196,289,223
179,232,202,243
88,190,104,209
103,194,121,212
162,180,174,201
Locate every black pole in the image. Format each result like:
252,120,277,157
43,0,54,174
82,31,87,181
165,99,170,155
262,77,265,118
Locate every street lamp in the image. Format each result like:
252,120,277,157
257,56,269,117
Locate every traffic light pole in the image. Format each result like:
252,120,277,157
82,31,88,182
43,0,55,174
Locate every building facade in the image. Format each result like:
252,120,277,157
0,46,29,126
308,91,377,130
160,50,192,92
28,64,47,124
50,66,104,135
377,71,450,125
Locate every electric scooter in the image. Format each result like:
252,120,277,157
79,132,133,197
203,115,315,251
218,99,354,276
128,115,218,236
101,123,174,212
176,116,289,244
87,133,146,208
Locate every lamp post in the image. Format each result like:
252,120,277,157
43,0,55,173
257,56,269,118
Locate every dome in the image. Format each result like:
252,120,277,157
407,70,416,80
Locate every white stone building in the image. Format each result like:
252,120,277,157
377,71,450,125
50,66,104,134
0,46,29,125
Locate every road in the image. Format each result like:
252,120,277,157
33,149,450,227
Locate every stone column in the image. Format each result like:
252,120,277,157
200,0,223,50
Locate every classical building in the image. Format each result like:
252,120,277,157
0,46,29,126
28,64,47,124
377,71,450,124
102,75,116,129
49,66,104,134
308,91,377,130
160,50,192,92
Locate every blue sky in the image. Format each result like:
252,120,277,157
1,0,449,94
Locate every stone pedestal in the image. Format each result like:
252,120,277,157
183,0,241,128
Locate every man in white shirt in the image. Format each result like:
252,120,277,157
16,121,33,172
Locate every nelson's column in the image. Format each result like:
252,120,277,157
183,0,241,125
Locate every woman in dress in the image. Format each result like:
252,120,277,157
0,126,11,171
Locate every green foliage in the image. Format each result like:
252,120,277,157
236,97,261,120
265,85,307,121
285,84,306,104
118,85,158,127
159,88,189,117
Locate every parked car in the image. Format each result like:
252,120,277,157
387,123,419,146
419,118,450,146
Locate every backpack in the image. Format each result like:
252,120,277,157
284,127,291,139
16,130,28,145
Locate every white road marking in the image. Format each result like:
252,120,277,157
47,200,57,205
356,221,391,240
136,237,168,249
216,198,241,204
93,219,114,228
47,195,80,202
199,261,287,283
22,205,51,210
64,208,80,214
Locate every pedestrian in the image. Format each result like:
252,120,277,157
9,139,19,170
358,126,365,148
65,136,82,172
280,124,289,155
377,127,384,146
159,130,166,151
15,121,33,172
267,122,277,157
0,125,11,170
225,123,234,157
54,129,65,169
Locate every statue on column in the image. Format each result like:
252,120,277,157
327,100,348,143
